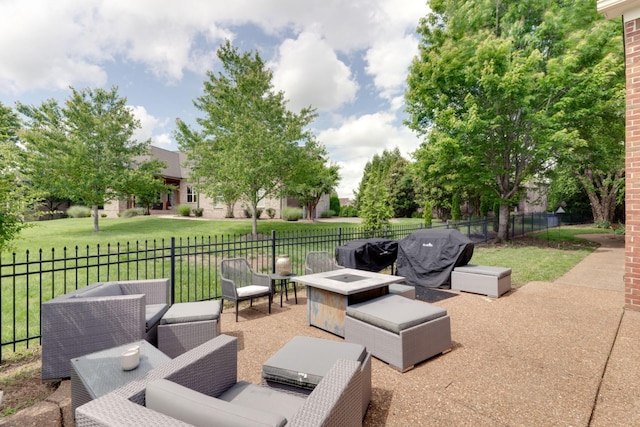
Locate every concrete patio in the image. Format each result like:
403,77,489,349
4,233,637,426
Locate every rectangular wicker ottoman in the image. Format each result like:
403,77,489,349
261,336,372,421
344,294,451,372
158,300,221,358
451,265,512,298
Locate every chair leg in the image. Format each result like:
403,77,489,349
235,302,239,322
293,283,298,304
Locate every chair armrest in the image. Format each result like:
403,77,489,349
119,279,171,305
41,295,145,380
290,359,362,427
220,277,238,299
253,271,272,289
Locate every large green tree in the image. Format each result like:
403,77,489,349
18,87,154,232
0,103,41,252
287,139,340,222
175,41,317,235
406,0,616,241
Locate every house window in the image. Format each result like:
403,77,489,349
187,187,197,203
214,196,224,209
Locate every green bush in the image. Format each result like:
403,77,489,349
243,207,252,218
176,204,192,217
595,220,611,229
255,208,263,219
423,200,433,227
67,206,91,218
193,207,204,217
330,195,341,214
340,206,357,217
122,208,144,218
266,208,276,219
282,207,302,221
320,210,335,218
100,213,107,218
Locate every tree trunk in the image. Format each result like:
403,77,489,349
251,202,258,236
306,201,317,222
579,169,623,223
496,203,510,243
92,205,100,232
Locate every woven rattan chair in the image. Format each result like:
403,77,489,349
76,335,366,427
304,251,344,274
220,258,272,322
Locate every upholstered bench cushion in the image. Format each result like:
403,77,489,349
146,304,169,330
219,381,305,424
346,294,447,334
160,301,221,325
262,336,366,390
146,379,287,427
453,264,511,278
237,285,271,298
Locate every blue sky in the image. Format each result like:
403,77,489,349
0,0,430,198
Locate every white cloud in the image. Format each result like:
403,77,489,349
271,31,358,112
128,105,159,143
318,112,421,198
152,133,173,148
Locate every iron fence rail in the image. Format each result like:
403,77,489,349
0,213,571,361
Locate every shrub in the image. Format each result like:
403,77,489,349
423,200,433,227
266,208,276,219
320,210,335,218
100,213,107,218
595,220,611,229
67,206,91,218
243,207,252,218
122,208,144,218
193,207,204,217
282,207,302,221
330,195,341,214
176,204,192,217
255,208,263,219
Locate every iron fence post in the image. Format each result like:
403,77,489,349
170,237,175,305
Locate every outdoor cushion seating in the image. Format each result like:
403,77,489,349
158,300,222,358
451,264,512,297
220,258,273,322
261,336,372,421
344,294,451,371
41,278,171,380
75,334,366,427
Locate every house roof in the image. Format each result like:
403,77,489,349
137,146,189,180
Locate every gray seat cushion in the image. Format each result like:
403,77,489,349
454,264,512,278
262,336,366,390
146,379,286,427
346,294,447,334
77,282,123,298
146,304,169,330
219,381,304,424
160,300,221,325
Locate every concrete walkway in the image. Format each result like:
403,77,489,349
3,233,636,426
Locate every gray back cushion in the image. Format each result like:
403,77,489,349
146,304,169,330
346,294,447,334
146,379,287,427
77,282,123,298
262,336,366,390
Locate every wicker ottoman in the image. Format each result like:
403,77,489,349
345,295,451,372
261,336,372,421
451,265,512,297
158,300,221,358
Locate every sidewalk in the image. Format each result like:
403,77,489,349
3,234,635,426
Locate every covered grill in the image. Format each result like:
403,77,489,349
396,229,474,288
335,238,398,272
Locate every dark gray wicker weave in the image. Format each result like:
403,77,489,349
41,279,171,380
75,334,365,427
220,258,272,322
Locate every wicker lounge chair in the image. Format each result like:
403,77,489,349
41,279,171,381
304,251,344,274
75,334,366,427
220,258,272,322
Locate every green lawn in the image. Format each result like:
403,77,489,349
1,215,612,360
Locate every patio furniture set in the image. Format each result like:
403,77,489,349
41,247,510,424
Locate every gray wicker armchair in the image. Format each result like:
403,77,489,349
220,258,272,322
41,279,171,381
75,335,365,427
305,251,344,275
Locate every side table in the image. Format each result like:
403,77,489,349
70,340,170,414
269,273,298,307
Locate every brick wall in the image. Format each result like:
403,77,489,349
625,18,640,310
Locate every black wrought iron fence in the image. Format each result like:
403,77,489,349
0,213,570,361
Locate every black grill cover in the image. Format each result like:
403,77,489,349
396,229,474,288
335,238,398,272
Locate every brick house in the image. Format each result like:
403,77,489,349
598,0,640,311
104,146,329,220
